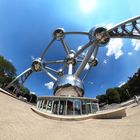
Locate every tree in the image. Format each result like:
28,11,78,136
127,68,140,97
0,56,16,88
96,68,140,105
19,86,31,101
96,94,107,104
0,55,37,104
115,86,130,102
106,88,121,104
30,93,37,103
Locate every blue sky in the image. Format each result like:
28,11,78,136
0,0,140,97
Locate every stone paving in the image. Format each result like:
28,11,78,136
0,91,140,140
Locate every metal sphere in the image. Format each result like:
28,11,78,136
31,58,42,72
53,74,84,97
64,50,76,65
89,27,110,46
53,28,65,40
89,59,98,67
57,69,64,77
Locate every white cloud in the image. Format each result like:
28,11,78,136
105,24,113,30
103,59,107,64
77,45,87,57
82,50,87,57
96,23,113,30
133,29,139,36
9,59,13,62
31,56,35,60
90,55,95,59
77,45,91,70
84,63,90,70
30,92,36,95
128,52,132,56
106,38,123,59
88,81,94,85
132,39,140,51
77,45,95,60
118,81,126,87
77,46,82,51
44,81,54,90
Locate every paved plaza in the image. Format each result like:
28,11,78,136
0,91,140,140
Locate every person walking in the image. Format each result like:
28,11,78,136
134,95,139,105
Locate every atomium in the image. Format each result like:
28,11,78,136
5,15,140,118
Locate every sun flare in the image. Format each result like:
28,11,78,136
79,0,96,13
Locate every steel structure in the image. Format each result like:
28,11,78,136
5,15,140,98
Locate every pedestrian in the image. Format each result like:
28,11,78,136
134,95,139,105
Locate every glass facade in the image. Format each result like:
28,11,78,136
36,97,99,116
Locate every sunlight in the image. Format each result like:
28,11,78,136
79,0,96,13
